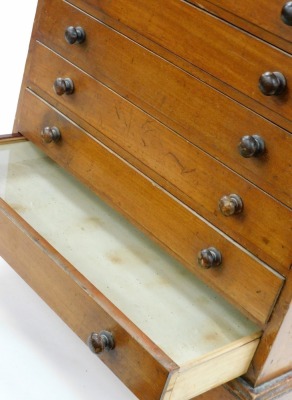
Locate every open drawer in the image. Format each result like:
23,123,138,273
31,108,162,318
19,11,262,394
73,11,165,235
0,140,261,400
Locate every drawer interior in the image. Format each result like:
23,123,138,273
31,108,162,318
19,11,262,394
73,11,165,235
0,140,261,398
26,42,292,272
16,90,285,325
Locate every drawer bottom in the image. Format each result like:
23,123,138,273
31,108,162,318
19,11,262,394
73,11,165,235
0,140,260,399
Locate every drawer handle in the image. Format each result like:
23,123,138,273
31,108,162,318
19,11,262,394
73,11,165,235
238,135,265,158
65,26,86,44
281,2,292,25
88,331,115,354
53,78,74,96
197,247,222,269
219,194,243,216
259,71,287,96
41,126,61,144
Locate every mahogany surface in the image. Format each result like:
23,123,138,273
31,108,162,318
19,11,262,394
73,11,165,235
3,0,292,397
17,89,284,325
67,0,292,125
186,0,292,52
26,42,292,275
33,0,292,211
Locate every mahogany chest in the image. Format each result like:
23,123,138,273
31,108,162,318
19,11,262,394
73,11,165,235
1,0,291,399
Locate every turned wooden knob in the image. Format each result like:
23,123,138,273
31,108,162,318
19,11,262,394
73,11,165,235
88,331,115,354
238,135,265,158
281,2,292,25
65,26,86,44
41,126,61,143
197,247,222,269
219,194,243,216
259,72,287,96
53,78,74,96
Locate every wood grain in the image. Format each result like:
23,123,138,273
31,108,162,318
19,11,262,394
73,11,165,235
193,372,292,399
16,89,284,325
187,0,292,54
0,150,263,399
245,270,292,386
60,0,291,134
228,371,292,399
165,336,260,399
11,0,292,393
33,0,292,209
66,0,292,123
0,199,176,400
193,385,237,400
26,41,292,275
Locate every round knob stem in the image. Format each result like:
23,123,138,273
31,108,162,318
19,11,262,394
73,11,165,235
219,194,243,216
53,78,74,96
238,135,265,158
88,331,115,354
41,126,61,143
65,26,86,44
197,247,222,269
281,2,292,25
259,71,287,96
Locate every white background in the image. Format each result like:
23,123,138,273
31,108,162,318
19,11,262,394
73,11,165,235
0,2,137,399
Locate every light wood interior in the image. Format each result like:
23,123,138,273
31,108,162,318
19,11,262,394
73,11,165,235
0,141,260,370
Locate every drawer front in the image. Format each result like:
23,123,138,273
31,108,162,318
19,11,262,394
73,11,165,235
34,0,292,209
27,42,292,275
16,89,284,324
0,160,262,400
188,0,292,48
0,200,175,400
65,0,292,124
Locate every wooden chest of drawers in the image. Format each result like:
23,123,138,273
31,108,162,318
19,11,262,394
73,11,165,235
1,0,291,399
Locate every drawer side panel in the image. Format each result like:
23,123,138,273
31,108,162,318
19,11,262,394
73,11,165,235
166,338,260,400
0,199,174,400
